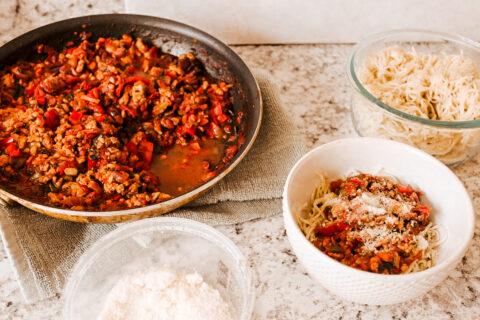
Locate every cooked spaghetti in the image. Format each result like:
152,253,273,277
298,173,441,274
354,46,480,164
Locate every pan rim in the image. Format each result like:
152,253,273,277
0,13,263,220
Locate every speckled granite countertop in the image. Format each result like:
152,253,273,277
0,1,479,319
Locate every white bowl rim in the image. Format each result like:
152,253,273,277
62,217,255,320
283,137,475,280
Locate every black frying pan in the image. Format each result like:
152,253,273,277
0,14,262,222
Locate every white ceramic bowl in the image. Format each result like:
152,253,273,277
283,137,475,305
63,217,254,319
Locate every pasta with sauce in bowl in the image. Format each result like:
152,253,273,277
298,173,442,274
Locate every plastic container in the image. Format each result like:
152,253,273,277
63,217,254,319
347,29,480,166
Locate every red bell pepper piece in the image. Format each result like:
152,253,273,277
316,221,348,237
348,178,364,186
95,115,107,123
91,104,105,114
72,47,86,58
88,87,101,99
44,109,59,130
69,110,83,123
398,184,414,194
87,158,96,170
80,81,93,91
65,75,80,85
412,205,430,215
34,87,46,105
119,105,137,117
213,102,228,123
5,143,21,158
115,81,125,97
125,76,150,85
25,83,36,97
0,137,14,148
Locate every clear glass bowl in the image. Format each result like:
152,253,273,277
347,29,480,166
63,218,254,319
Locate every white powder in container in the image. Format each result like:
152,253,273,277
98,267,233,320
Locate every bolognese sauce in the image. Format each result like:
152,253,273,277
298,174,440,274
0,33,244,210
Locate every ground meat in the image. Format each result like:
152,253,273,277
0,33,243,210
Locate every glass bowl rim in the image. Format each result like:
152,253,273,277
347,29,480,129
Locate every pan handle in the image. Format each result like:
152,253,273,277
0,193,14,207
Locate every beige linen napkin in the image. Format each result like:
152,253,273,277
0,70,306,303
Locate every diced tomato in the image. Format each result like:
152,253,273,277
186,127,195,136
224,145,238,161
87,158,106,170
91,104,105,114
412,205,430,215
36,115,45,127
125,142,137,154
125,76,150,85
69,110,83,123
25,83,36,97
125,66,135,74
330,179,343,192
6,144,21,157
398,184,414,194
138,140,154,164
34,68,43,77
236,111,244,124
72,47,86,58
145,47,158,59
87,158,96,170
44,109,59,130
348,178,364,186
217,113,228,123
316,221,348,237
164,70,177,79
213,102,228,123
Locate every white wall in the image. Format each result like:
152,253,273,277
126,0,480,44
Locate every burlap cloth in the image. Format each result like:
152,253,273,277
0,70,306,303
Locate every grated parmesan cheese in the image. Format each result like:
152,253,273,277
98,267,233,320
